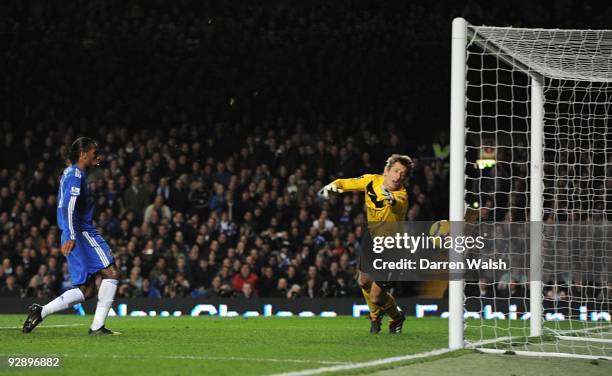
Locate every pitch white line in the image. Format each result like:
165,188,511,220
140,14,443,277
0,353,349,366
557,335,612,344
270,348,452,376
465,336,517,348
467,331,612,362
0,324,86,330
477,348,612,361
547,325,612,336
131,355,349,365
467,326,612,349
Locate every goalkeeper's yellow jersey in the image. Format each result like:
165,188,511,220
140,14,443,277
332,174,408,222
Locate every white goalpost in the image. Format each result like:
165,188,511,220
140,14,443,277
449,17,612,359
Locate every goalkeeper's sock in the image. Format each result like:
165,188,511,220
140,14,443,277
41,288,85,319
361,287,382,319
90,279,118,331
380,292,402,322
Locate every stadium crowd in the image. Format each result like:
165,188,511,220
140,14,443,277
0,124,449,299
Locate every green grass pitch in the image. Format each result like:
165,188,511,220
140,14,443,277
0,315,610,375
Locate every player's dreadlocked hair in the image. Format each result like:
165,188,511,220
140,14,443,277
69,137,98,164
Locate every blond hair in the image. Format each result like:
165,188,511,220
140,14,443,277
385,154,413,170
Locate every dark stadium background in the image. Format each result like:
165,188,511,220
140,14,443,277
1,0,610,302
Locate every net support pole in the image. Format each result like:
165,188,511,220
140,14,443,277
529,76,544,337
449,17,467,350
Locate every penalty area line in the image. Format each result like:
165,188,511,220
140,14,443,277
271,348,453,376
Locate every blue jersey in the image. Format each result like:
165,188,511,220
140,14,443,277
56,164,113,285
57,165,96,239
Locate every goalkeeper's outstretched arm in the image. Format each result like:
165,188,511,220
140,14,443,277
320,175,374,198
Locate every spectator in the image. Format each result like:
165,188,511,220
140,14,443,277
165,273,190,298
271,278,289,298
22,277,39,297
287,284,302,299
209,184,227,214
232,264,258,294
313,211,334,233
192,259,215,290
258,266,277,297
144,195,172,224
239,282,256,299
304,278,320,299
141,278,162,299
123,176,149,219
167,179,189,213
0,275,21,297
204,276,223,298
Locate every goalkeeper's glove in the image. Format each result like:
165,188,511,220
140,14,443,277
381,185,396,206
318,182,343,199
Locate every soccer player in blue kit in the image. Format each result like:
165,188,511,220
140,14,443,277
23,137,121,335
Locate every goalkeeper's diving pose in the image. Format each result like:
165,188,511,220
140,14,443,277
320,154,412,334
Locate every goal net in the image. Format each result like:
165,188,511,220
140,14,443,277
450,18,612,359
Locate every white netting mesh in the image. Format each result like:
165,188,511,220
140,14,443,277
463,24,612,358
473,27,612,82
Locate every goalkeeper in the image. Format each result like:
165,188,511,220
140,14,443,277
321,154,412,334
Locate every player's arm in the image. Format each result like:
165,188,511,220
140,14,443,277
334,175,373,192
320,175,373,198
59,175,81,255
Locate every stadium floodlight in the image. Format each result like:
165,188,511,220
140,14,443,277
449,17,612,359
